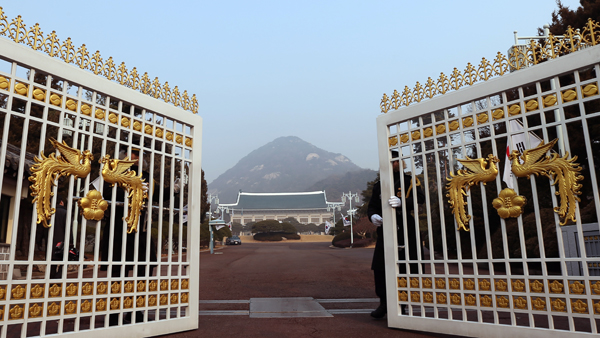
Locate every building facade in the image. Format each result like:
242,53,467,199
221,191,336,225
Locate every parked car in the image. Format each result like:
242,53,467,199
226,235,242,245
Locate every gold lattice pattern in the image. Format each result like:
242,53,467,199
397,277,600,314
380,19,600,113
0,279,189,320
0,7,198,114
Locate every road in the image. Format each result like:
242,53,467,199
157,241,459,338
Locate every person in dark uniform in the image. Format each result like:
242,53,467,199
100,148,159,325
100,148,157,278
367,153,424,318
49,196,71,279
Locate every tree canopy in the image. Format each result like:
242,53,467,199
252,220,297,234
541,0,600,35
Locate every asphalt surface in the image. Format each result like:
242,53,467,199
155,241,462,338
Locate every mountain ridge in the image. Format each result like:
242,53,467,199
207,136,372,203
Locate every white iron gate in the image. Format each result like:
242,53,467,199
377,21,600,337
0,8,201,338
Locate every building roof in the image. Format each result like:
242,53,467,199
222,191,329,210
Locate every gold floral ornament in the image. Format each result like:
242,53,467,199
81,300,92,313
29,138,93,228
11,285,24,299
78,190,108,221
398,291,408,302
110,298,120,310
65,301,77,314
446,154,499,231
30,284,44,298
572,299,588,313
29,303,42,318
47,302,60,316
492,188,526,219
96,299,106,311
549,280,564,294
495,279,507,292
480,295,492,307
137,296,145,307
496,296,509,308
532,297,546,311
100,155,148,233
509,138,584,225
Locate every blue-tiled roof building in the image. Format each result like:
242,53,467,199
220,191,336,224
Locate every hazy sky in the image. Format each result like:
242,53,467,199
0,1,582,183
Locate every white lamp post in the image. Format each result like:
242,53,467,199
327,202,343,225
341,191,360,247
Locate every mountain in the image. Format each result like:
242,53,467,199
208,136,364,203
307,169,378,203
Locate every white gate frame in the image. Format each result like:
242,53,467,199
377,45,600,337
0,34,201,337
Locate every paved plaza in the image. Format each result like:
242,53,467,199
158,241,462,338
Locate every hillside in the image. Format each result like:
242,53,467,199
307,169,377,203
207,136,366,203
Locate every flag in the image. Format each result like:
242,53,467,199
343,217,350,226
503,120,543,189
215,224,225,231
91,176,101,191
227,222,232,230
325,221,332,234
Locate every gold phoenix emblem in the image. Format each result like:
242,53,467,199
100,155,149,233
446,154,499,231
492,188,526,219
509,138,583,225
29,138,93,228
78,190,108,221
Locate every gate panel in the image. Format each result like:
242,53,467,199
0,18,201,337
377,24,600,337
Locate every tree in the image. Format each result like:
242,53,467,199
252,220,283,234
357,173,379,218
200,170,209,223
231,221,244,234
251,220,298,234
281,222,298,234
540,0,600,35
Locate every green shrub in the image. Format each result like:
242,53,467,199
282,233,300,240
332,232,373,248
254,233,283,241
332,231,352,244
